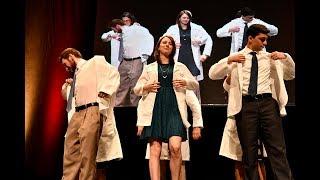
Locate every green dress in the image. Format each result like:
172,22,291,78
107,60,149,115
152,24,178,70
141,63,187,142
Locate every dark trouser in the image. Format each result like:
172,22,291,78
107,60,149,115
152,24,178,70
235,96,293,180
115,59,143,107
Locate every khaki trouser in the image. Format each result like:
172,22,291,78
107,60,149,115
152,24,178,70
115,59,143,107
62,106,102,180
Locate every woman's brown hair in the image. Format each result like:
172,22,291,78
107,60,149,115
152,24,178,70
153,35,176,65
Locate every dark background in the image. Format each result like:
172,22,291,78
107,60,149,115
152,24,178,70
21,0,315,179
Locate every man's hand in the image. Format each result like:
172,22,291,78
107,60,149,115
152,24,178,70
270,51,287,60
98,92,110,98
200,54,208,62
229,26,240,33
111,33,121,40
227,54,246,64
65,78,73,84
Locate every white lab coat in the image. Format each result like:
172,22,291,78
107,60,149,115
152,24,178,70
216,17,278,54
165,22,213,81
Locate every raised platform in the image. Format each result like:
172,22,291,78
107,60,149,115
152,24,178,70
103,105,298,179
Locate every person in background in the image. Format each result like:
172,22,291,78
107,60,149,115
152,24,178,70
216,7,278,54
121,11,139,26
105,15,154,107
209,24,294,180
164,10,213,102
101,20,124,69
134,35,199,180
100,12,141,69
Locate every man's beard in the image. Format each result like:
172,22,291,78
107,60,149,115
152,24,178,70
67,64,76,74
67,67,76,78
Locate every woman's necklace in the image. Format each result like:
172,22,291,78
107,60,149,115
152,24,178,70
159,64,169,79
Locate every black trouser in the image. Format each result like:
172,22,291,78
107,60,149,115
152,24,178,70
235,96,293,180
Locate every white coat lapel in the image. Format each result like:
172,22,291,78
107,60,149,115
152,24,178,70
173,63,185,80
274,62,288,106
147,62,158,83
172,25,180,61
237,62,243,94
236,48,250,95
172,25,180,43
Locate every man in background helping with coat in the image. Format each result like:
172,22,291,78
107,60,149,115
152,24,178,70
216,7,278,54
105,15,154,107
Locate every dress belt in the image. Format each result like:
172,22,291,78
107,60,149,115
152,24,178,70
242,93,272,101
123,57,140,61
75,102,99,112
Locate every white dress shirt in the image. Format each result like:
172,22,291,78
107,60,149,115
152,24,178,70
241,49,272,95
101,30,121,69
74,59,100,106
121,24,154,62
216,17,278,54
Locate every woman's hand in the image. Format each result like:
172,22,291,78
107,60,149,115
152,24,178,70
172,79,187,88
143,82,160,93
137,126,144,136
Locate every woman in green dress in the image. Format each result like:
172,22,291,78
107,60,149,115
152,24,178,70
134,35,199,180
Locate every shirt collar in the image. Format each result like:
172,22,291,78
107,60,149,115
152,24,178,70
76,59,86,71
240,18,255,24
242,47,261,55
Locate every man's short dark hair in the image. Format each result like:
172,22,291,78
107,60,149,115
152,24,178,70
246,24,270,38
241,7,255,16
59,48,82,62
108,19,124,28
121,12,136,25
